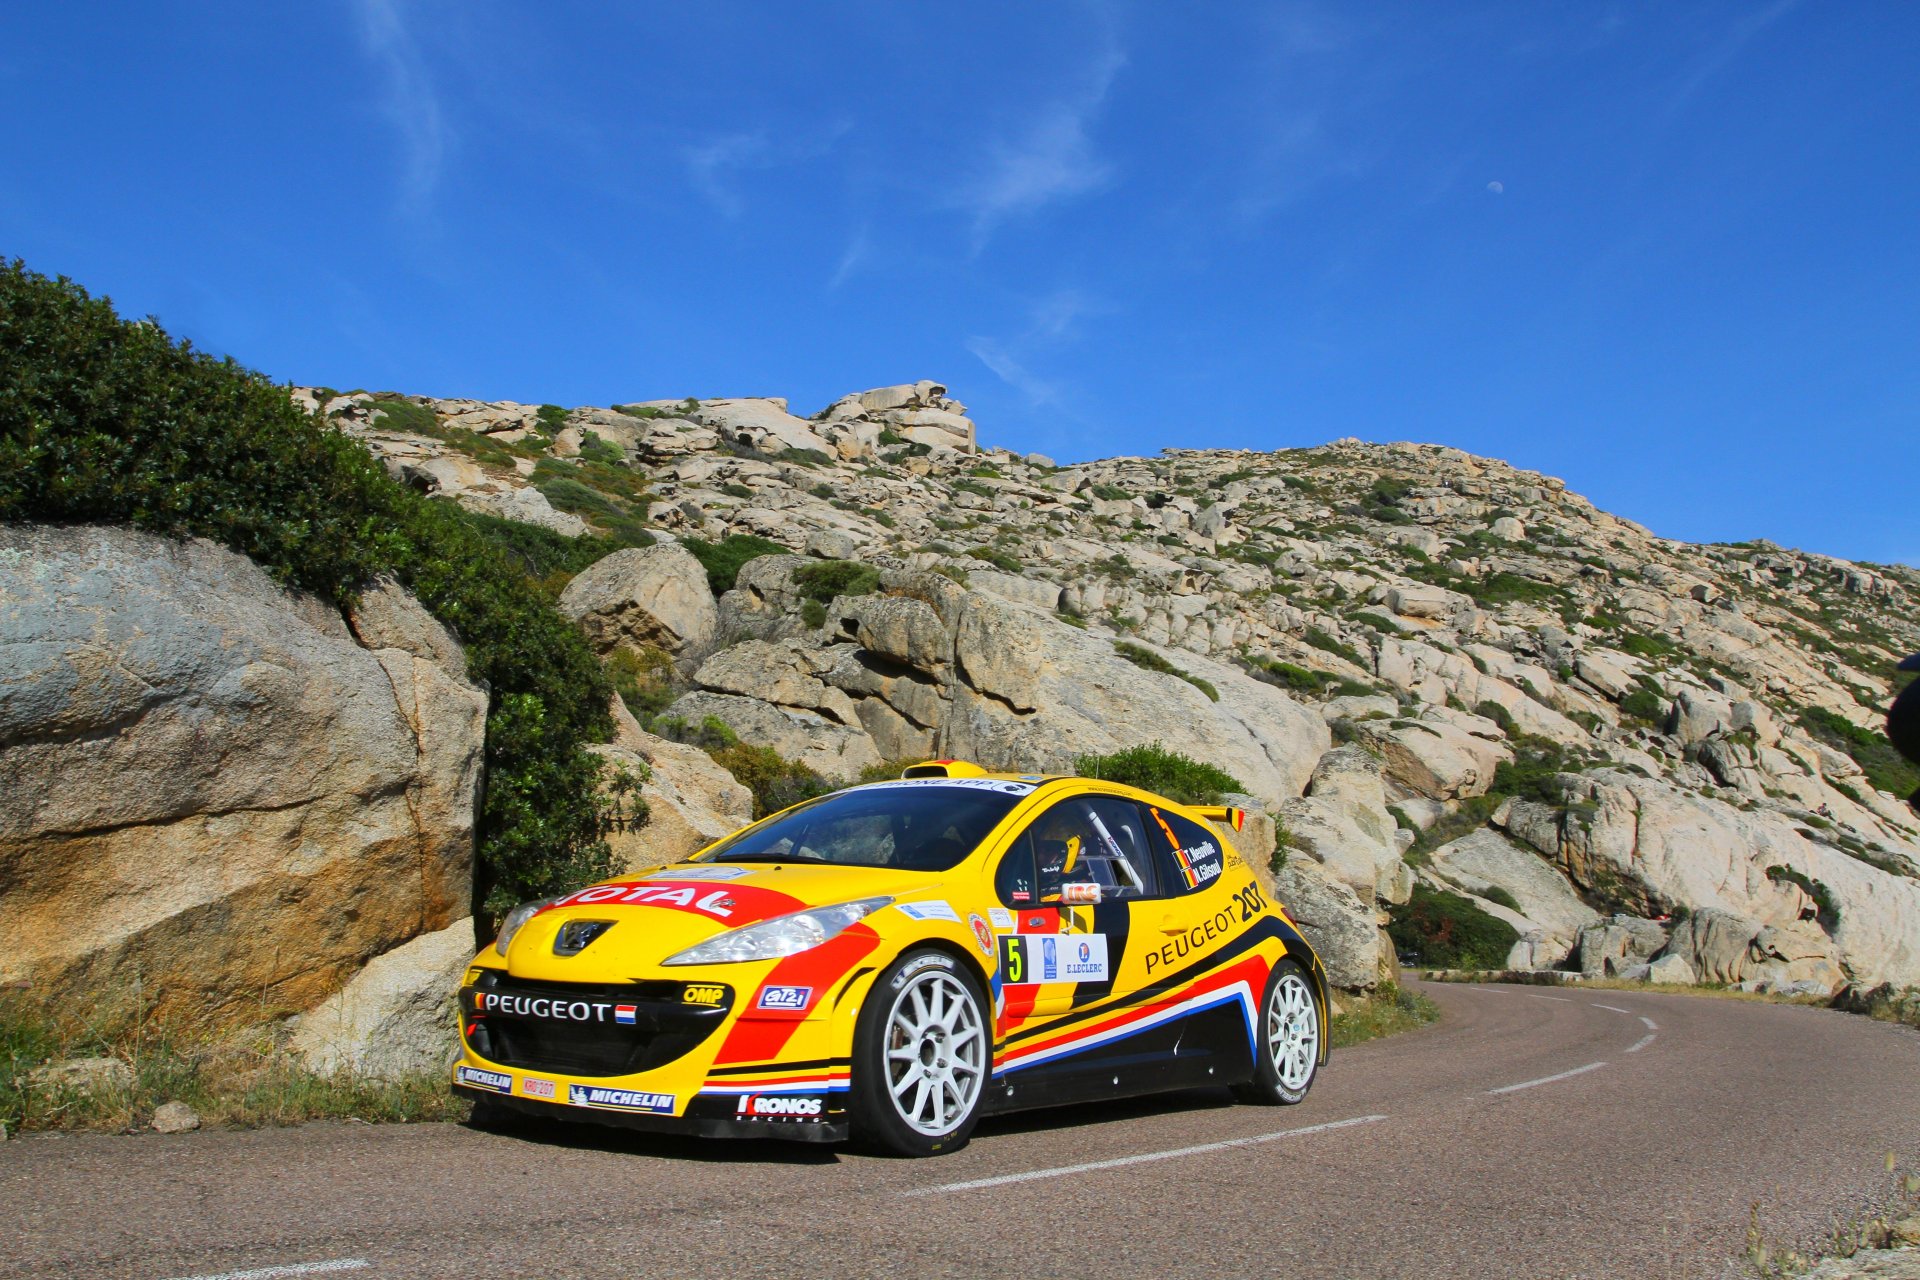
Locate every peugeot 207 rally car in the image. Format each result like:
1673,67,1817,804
451,761,1330,1156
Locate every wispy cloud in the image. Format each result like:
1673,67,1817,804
956,31,1127,247
1671,0,1799,107
682,132,768,220
682,121,852,220
352,0,450,215
965,337,1069,409
828,224,870,291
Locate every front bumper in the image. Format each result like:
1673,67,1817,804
453,1082,850,1143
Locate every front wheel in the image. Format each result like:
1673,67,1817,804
851,949,990,1156
1233,958,1322,1105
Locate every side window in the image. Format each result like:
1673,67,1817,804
1141,805,1227,894
1018,798,1161,903
994,831,1038,907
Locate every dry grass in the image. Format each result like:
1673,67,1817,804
1745,1152,1920,1276
1,990,465,1136
1330,982,1441,1049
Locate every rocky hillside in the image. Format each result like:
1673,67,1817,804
298,381,1920,996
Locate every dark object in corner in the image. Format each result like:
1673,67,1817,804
1891,654,1920,804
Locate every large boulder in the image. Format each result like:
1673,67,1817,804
1497,769,1920,986
1576,915,1670,978
1349,713,1511,800
0,526,485,1030
1426,829,1601,952
289,916,476,1078
1276,747,1403,901
558,544,718,658
1269,855,1388,991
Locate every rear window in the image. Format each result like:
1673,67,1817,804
695,780,1031,872
1141,805,1228,893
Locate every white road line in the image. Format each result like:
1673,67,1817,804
900,1114,1391,1197
163,1262,370,1280
1625,1033,1657,1054
1487,1061,1608,1095
1593,1004,1633,1014
1527,994,1573,1004
1639,1015,1659,1031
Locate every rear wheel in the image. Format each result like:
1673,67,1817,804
1233,958,1321,1105
851,949,989,1156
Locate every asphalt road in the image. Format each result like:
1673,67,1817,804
5,982,1918,1280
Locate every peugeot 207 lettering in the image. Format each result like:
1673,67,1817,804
451,760,1330,1157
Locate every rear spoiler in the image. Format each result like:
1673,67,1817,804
1189,805,1248,832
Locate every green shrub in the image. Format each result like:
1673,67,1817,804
531,468,652,545
966,545,1023,572
1797,706,1920,799
792,560,881,607
1619,686,1667,726
1491,735,1579,805
1619,631,1679,660
0,260,613,921
1091,483,1132,502
1075,742,1247,806
1388,885,1520,968
1472,572,1561,608
576,430,623,464
1473,700,1518,734
536,403,570,434
1114,642,1219,701
458,512,629,597
1304,626,1367,668
682,533,788,594
776,447,832,468
710,742,832,818
1765,865,1840,928
1480,885,1522,912
606,645,676,719
719,482,753,499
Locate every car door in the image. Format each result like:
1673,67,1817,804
990,795,1160,1019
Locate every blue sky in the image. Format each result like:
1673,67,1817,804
3,2,1915,564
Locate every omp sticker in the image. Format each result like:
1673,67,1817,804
568,1085,674,1114
895,900,962,922
457,1066,512,1094
862,778,1037,795
650,865,751,881
520,1077,556,1099
682,984,725,1006
968,914,996,957
756,985,813,1011
987,907,1015,931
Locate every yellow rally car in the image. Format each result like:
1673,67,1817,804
451,761,1329,1156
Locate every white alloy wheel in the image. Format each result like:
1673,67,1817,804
883,967,988,1136
1269,970,1320,1092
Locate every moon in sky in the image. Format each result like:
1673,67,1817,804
1487,181,1504,194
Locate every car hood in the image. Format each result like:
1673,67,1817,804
499,862,938,982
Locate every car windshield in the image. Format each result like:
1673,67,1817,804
699,781,1031,871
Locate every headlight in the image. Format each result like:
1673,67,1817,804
494,897,555,956
662,897,894,966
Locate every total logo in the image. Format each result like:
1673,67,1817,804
568,1085,675,1114
735,1094,825,1120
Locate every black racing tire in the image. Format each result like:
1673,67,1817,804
1232,958,1322,1106
850,948,991,1157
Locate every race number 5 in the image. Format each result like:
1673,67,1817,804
999,935,1030,984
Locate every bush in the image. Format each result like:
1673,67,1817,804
1387,885,1519,968
1797,706,1920,800
792,560,881,606
1491,735,1580,805
682,533,788,594
606,645,676,719
576,430,623,465
458,512,626,596
1473,700,1518,734
536,403,570,434
1304,626,1367,668
966,544,1023,572
710,742,832,818
1619,686,1667,726
0,260,613,921
1619,631,1679,660
1114,642,1219,701
1075,742,1247,806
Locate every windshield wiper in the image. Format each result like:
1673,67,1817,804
709,851,832,864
